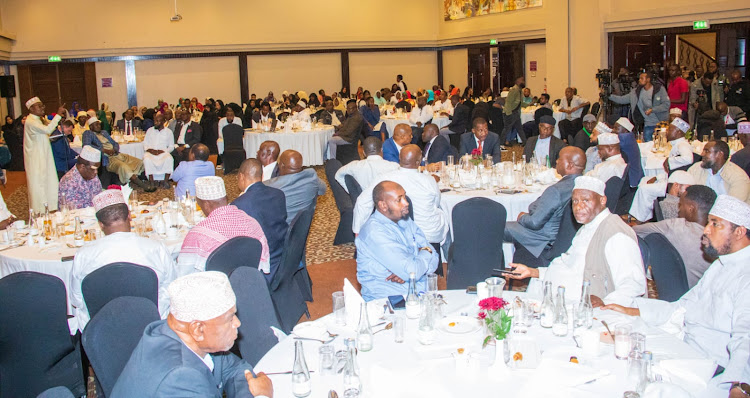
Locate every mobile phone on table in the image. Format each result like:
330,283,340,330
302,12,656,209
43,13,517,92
466,286,477,294
388,295,406,309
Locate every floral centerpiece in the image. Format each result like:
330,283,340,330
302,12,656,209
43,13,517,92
470,148,484,166
479,297,512,347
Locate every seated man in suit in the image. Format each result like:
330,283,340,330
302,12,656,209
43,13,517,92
383,123,413,163
233,158,288,282
356,181,439,301
524,115,566,167
335,136,399,193
421,123,454,168
505,146,584,258
251,101,277,131
256,140,280,181
509,176,647,307
327,100,363,160
571,114,598,152
319,98,345,127
718,101,747,135
439,95,469,140
111,271,274,398
731,122,750,178
171,107,203,166
585,132,627,183
116,108,142,135
459,117,502,164
264,150,326,224
171,144,216,199
51,120,80,179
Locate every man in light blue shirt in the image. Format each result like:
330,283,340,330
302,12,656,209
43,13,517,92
171,143,215,199
356,180,438,301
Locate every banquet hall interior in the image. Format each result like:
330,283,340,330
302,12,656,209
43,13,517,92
1,0,750,397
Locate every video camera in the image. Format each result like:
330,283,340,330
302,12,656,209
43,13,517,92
596,69,612,99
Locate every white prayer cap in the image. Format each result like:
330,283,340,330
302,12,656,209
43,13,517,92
615,117,634,132
80,146,101,163
738,121,750,134
87,110,96,118
195,176,226,200
168,271,236,322
297,100,307,108
583,114,597,123
25,97,41,109
573,175,606,196
709,194,750,229
671,117,690,133
92,189,125,213
669,107,683,115
667,170,694,185
86,117,100,126
594,122,612,134
597,132,620,145
76,111,88,118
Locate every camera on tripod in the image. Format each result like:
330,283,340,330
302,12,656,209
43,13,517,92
596,68,612,98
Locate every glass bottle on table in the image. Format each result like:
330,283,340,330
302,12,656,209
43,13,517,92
342,346,361,397
356,302,373,352
405,272,421,319
552,286,568,336
575,279,593,329
73,216,84,247
417,295,436,345
43,202,53,239
291,340,311,397
539,281,554,328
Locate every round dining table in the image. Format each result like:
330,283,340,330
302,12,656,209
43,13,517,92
254,289,724,398
218,126,335,167
637,139,739,177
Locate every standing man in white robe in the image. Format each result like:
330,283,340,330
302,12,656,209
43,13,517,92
143,113,175,189
24,97,67,212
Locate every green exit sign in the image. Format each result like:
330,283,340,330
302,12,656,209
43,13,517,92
48,56,61,62
490,39,497,45
693,20,710,30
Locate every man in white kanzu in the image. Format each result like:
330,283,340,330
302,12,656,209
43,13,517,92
24,97,68,211
143,113,175,189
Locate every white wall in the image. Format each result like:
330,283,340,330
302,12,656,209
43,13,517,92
134,57,240,107
524,43,546,98
349,51,438,94
95,61,127,118
246,54,341,99
442,48,468,89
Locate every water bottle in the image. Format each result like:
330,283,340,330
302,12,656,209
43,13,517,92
291,340,311,397
552,286,568,336
405,272,420,319
539,281,554,328
417,295,436,345
356,302,373,352
575,279,593,329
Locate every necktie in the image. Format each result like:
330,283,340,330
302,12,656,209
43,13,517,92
126,121,131,135
478,140,483,154
421,141,432,166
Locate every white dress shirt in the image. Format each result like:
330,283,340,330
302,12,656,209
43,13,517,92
434,100,454,116
289,108,311,123
706,165,728,196
534,209,647,306
69,231,177,332
176,123,190,146
0,191,13,222
353,167,448,244
629,174,669,222
586,153,627,183
334,155,400,193
423,136,438,164
667,137,694,169
262,161,277,181
143,127,176,177
634,244,750,385
560,95,587,120
217,117,243,140
122,120,135,135
533,137,551,164
408,105,434,127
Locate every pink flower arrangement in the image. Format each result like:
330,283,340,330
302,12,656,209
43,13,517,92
478,296,512,346
107,185,122,191
469,148,483,166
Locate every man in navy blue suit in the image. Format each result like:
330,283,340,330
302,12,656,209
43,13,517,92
383,123,413,163
232,158,288,282
459,117,502,163
421,123,455,166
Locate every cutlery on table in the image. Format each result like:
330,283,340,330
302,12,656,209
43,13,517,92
293,336,335,344
264,370,317,376
328,390,339,398
601,320,613,337
373,322,393,334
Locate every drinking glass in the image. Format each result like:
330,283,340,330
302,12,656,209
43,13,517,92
393,315,405,343
318,345,335,376
427,273,438,296
485,277,505,298
702,135,709,143
630,332,646,354
332,291,346,326
446,155,455,168
614,325,633,359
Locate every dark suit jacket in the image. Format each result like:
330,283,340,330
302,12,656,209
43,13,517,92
425,135,455,164
730,145,750,178
523,136,566,167
383,137,400,163
447,103,470,134
459,131,502,163
251,111,277,127
617,131,644,187
172,121,202,147
319,109,345,126
572,128,595,152
116,118,142,133
232,183,288,281
111,320,254,398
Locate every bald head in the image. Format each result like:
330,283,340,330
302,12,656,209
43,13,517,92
399,144,422,169
717,102,728,116
421,123,439,144
257,140,280,166
363,137,383,157
556,146,586,176
278,150,303,175
190,143,209,162
239,158,263,181
393,124,413,147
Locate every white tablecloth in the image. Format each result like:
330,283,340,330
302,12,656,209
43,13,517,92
381,115,450,135
521,109,567,139
637,140,738,177
254,290,724,398
219,127,335,167
71,141,145,160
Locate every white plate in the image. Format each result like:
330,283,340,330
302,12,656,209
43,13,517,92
292,321,328,340
440,316,481,334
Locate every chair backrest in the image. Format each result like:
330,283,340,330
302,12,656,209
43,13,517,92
223,123,245,148
82,262,158,321
534,106,553,123
82,297,160,398
644,233,689,302
36,387,75,398
205,236,263,276
604,176,624,213
345,175,363,205
325,160,352,213
406,195,415,220
669,152,702,174
637,236,650,272
541,201,580,262
230,267,282,366
589,102,601,117
653,198,665,221
447,198,507,289
0,272,85,398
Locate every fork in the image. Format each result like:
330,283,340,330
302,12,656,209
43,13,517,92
293,336,336,344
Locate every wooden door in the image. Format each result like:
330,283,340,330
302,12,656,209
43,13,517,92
16,62,97,113
497,44,524,91
468,46,490,96
612,35,665,76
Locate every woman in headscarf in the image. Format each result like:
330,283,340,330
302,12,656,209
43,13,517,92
69,102,82,118
157,101,169,115
191,97,203,112
426,89,435,104
339,86,349,100
97,103,112,132
243,99,258,128
215,100,226,118
451,86,460,97
200,100,219,154
307,94,320,107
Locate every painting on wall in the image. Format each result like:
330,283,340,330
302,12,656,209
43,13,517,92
444,0,543,21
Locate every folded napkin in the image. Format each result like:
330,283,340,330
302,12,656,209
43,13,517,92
535,168,560,185
292,321,328,340
344,278,365,328
656,358,716,392
643,382,693,398
270,326,287,342
533,359,611,387
121,184,133,202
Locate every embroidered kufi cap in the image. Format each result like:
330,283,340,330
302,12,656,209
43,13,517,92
616,117,634,132
80,146,101,163
573,175,606,196
671,117,690,133
597,132,620,145
92,189,125,212
25,97,41,109
709,194,750,229
168,271,236,322
195,176,226,200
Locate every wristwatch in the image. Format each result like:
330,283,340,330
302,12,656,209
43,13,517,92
732,383,750,396
419,246,433,254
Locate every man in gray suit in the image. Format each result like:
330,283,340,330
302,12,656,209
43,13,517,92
264,149,326,224
116,108,142,134
523,115,567,167
111,271,273,398
504,146,585,258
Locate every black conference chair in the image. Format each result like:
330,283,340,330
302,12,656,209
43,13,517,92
222,123,246,173
669,152,702,174
82,297,160,398
206,236,263,276
512,201,579,268
270,203,316,332
447,198,507,289
604,176,625,213
653,198,665,221
645,233,689,302
0,272,86,398
230,266,282,366
35,387,75,398
325,160,355,245
81,262,158,321
345,175,363,206
336,143,360,166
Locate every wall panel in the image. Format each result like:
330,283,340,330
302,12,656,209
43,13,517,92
246,54,341,99
442,48,468,90
349,51,438,94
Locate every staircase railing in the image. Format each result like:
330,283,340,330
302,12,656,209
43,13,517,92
678,38,716,72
